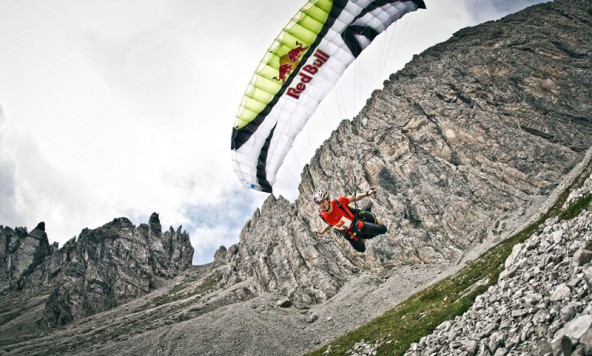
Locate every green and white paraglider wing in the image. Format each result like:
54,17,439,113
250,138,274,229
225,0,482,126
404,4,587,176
231,0,426,193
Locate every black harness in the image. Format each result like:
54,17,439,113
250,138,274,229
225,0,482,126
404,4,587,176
320,200,363,240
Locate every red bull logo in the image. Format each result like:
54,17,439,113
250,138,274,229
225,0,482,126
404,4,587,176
273,41,309,83
286,49,330,100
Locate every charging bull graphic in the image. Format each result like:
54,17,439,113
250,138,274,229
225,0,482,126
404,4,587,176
273,41,309,83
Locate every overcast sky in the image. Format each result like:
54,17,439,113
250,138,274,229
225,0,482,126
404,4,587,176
0,0,548,264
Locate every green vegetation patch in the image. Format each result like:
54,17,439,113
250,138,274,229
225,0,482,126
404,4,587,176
560,193,592,221
308,228,531,356
149,272,222,308
194,272,222,295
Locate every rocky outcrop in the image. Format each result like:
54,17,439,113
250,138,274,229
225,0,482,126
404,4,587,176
222,196,363,305
406,207,592,355
221,0,592,305
0,213,193,327
0,222,52,290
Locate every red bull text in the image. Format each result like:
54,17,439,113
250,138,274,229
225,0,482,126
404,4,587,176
286,49,330,100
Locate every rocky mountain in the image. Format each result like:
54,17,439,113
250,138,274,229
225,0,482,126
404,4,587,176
1,0,591,355
0,213,193,327
219,0,592,306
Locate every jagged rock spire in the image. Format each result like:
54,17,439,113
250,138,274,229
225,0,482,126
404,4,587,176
149,212,162,237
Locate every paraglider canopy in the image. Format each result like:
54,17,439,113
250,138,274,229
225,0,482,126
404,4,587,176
231,0,426,193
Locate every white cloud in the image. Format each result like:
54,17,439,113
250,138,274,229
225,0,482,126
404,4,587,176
0,0,550,264
182,187,266,264
0,106,22,227
462,0,550,23
0,113,109,238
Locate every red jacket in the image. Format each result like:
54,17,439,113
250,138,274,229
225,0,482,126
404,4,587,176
320,197,363,233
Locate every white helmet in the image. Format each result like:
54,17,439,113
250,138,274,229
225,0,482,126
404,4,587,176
312,190,329,204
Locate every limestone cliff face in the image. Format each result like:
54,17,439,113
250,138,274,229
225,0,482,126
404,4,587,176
221,0,592,305
0,222,52,290
0,213,193,327
222,196,363,305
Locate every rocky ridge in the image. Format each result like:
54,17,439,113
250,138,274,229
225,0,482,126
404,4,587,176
0,213,193,327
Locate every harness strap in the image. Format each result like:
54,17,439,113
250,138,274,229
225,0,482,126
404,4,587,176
320,200,363,240
335,200,356,220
